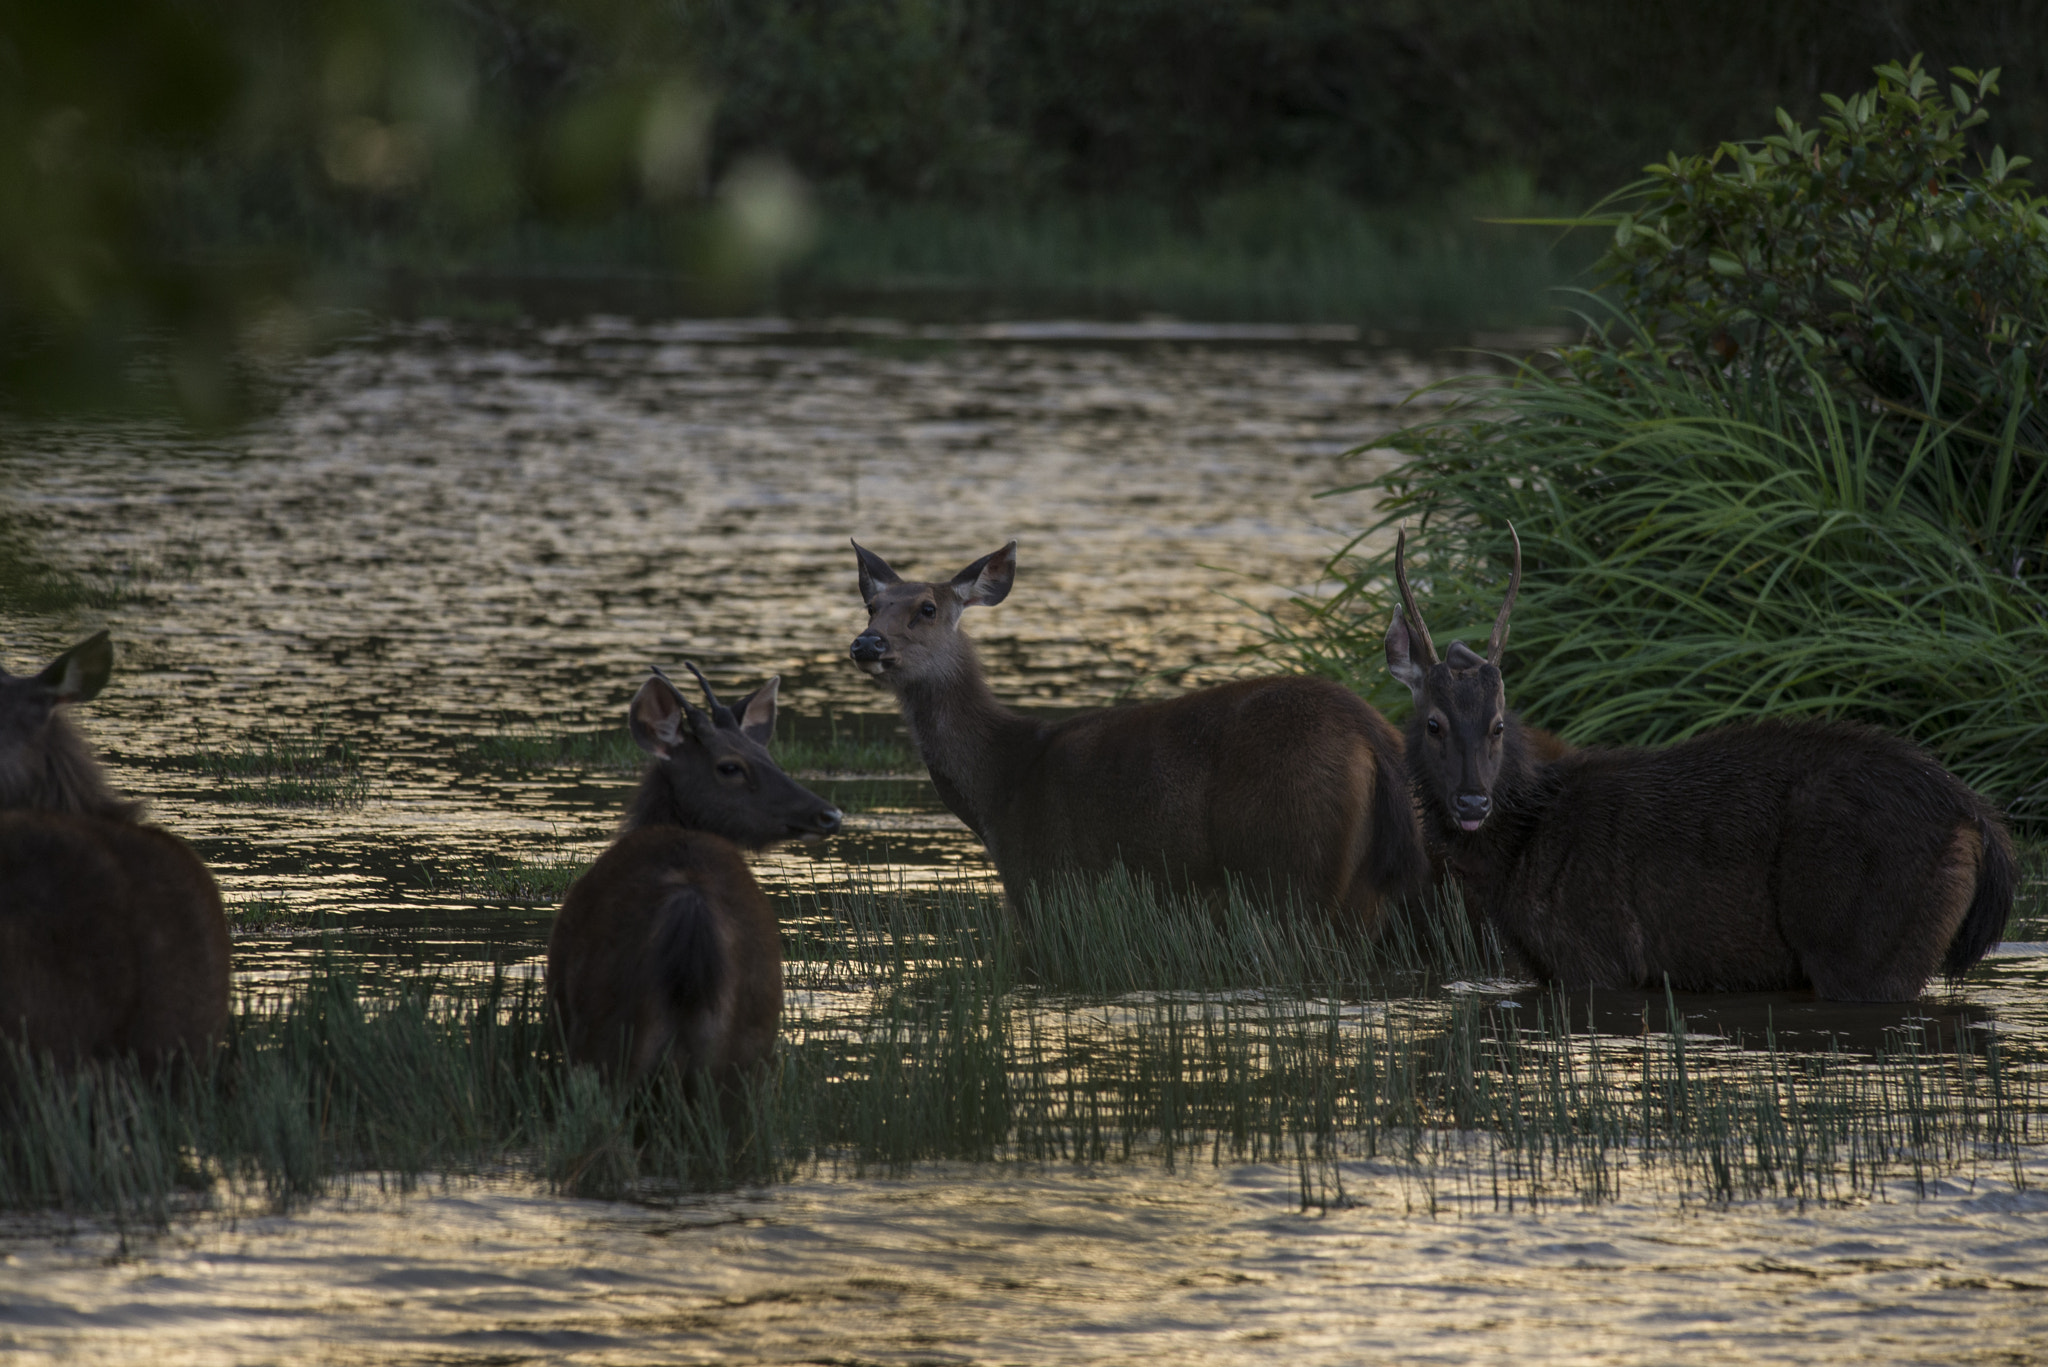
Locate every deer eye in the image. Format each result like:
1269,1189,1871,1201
1491,720,1505,737
715,761,744,778
1425,717,1442,736
919,601,936,618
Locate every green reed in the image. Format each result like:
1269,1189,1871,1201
1264,345,2048,826
184,736,368,807
3,876,2041,1226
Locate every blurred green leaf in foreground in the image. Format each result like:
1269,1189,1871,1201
0,0,810,424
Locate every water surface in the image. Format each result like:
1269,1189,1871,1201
2,319,2044,1365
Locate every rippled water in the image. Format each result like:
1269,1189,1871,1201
3,319,2045,1364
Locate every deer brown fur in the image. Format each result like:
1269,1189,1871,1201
547,665,841,1084
0,632,229,1072
849,540,1426,925
1386,528,2015,1000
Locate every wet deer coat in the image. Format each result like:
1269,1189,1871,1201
547,666,841,1083
1386,529,2014,1000
0,632,229,1071
849,540,1426,924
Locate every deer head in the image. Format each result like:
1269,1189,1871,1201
627,664,841,847
848,540,1015,690
1384,527,1522,832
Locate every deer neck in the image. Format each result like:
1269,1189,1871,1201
0,719,140,822
892,637,1038,837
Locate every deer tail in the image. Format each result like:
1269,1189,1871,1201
1944,809,2015,978
651,884,728,1023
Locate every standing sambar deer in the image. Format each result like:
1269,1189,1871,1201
0,632,229,1071
547,664,841,1084
849,540,1426,925
1385,527,2015,1000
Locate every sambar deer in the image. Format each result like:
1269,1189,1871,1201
1385,528,2015,999
547,664,841,1084
848,540,1426,925
0,632,229,1071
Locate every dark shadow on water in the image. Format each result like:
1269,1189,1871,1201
1554,986,1999,1059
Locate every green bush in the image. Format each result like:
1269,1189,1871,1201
1265,62,2048,825
1573,57,2048,583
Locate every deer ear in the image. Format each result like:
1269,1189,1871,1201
627,673,688,757
951,540,1016,607
853,541,901,605
731,676,779,745
1385,609,1428,704
36,631,113,704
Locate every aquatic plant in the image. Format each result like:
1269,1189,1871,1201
4,874,2040,1227
183,735,368,806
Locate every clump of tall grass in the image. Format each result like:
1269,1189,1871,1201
185,736,368,806
456,730,641,774
1266,342,2048,824
4,947,2038,1226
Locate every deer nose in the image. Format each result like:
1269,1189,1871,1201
1453,792,1491,829
850,632,886,663
814,805,843,835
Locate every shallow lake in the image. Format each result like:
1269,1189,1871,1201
2,318,2045,1364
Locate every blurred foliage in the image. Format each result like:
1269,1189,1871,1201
7,1,2048,419
0,0,807,420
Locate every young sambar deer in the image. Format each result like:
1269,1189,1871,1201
849,540,1426,925
547,664,841,1084
0,632,229,1071
1385,528,2015,999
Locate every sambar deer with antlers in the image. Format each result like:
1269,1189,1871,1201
0,632,229,1072
849,540,1426,925
548,664,841,1085
1385,528,2014,999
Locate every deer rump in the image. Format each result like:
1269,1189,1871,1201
0,632,228,1074
1455,719,2012,1000
547,827,781,1084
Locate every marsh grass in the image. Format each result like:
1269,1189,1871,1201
13,872,2037,1226
456,730,641,774
463,854,592,906
224,897,328,933
185,736,368,807
774,715,920,777
1266,344,2048,824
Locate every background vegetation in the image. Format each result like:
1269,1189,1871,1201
1265,61,2048,825
9,1,2048,415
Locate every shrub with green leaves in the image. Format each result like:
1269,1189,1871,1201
1267,61,2048,826
1578,57,2047,582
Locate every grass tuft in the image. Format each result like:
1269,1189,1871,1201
1264,342,2048,825
185,736,367,807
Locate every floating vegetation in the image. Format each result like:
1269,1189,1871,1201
456,729,641,774
184,736,368,806
773,714,920,776
4,875,2041,1227
463,854,591,906
224,897,328,933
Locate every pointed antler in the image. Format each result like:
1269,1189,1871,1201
1392,528,1439,669
1484,523,1522,666
680,661,736,726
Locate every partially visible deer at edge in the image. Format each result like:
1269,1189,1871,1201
1385,527,2014,1000
848,540,1427,926
548,664,841,1085
0,632,229,1071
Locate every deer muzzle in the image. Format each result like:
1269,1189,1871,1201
850,631,890,673
1453,792,1491,832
